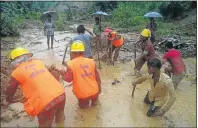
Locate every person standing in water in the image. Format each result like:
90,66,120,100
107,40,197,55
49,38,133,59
162,41,186,89
44,14,55,49
93,17,104,51
69,25,95,59
146,17,157,44
133,29,157,76
61,40,101,109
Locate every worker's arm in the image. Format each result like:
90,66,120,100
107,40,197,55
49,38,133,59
161,59,167,65
95,66,101,93
156,79,176,116
162,52,169,65
85,28,95,37
132,75,149,87
6,77,20,103
61,66,73,83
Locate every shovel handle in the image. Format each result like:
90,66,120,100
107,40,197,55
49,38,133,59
132,84,136,97
62,46,68,65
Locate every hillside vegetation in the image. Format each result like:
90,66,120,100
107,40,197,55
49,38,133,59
0,1,196,41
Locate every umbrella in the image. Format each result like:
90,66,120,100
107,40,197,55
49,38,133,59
91,11,109,20
144,12,163,18
40,11,58,23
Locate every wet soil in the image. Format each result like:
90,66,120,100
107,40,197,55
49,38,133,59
0,24,196,127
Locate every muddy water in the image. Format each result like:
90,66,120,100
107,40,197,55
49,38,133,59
1,28,196,127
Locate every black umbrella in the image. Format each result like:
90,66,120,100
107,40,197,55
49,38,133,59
40,11,58,23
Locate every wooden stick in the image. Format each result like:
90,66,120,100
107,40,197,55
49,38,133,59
132,41,138,97
97,16,102,69
96,39,101,69
62,46,68,65
131,84,136,98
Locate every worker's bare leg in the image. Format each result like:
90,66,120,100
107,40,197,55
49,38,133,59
133,58,145,76
78,99,90,109
114,46,121,61
51,35,54,49
91,93,99,106
47,36,50,49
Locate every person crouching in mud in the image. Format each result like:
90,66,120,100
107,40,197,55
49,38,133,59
107,31,124,64
6,47,66,127
132,58,176,117
133,29,156,76
61,40,101,109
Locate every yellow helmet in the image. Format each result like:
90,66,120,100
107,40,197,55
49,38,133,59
111,31,117,38
9,47,33,60
140,29,151,38
70,40,85,52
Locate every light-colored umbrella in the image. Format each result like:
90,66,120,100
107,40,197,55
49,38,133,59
144,12,163,18
91,11,109,20
40,11,58,23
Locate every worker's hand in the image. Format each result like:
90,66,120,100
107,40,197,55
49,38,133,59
132,81,137,87
60,69,65,75
62,61,67,66
155,109,166,116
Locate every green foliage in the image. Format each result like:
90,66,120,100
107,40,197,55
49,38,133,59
24,12,42,20
92,1,118,12
0,1,57,36
108,1,195,37
56,13,68,31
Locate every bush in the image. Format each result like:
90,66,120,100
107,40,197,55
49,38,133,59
109,2,161,30
24,11,42,20
56,13,68,31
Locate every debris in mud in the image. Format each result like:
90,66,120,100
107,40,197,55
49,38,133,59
157,35,196,58
12,112,21,120
9,103,24,113
29,41,43,46
1,111,13,123
112,78,120,85
46,64,61,81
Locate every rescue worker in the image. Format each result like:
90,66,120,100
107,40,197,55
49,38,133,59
61,40,101,109
44,14,55,49
6,47,66,127
162,41,186,89
134,29,157,76
107,31,124,64
93,17,104,51
132,58,176,117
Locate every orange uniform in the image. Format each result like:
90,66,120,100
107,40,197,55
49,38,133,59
112,36,124,47
67,56,99,99
11,59,65,116
108,31,124,47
